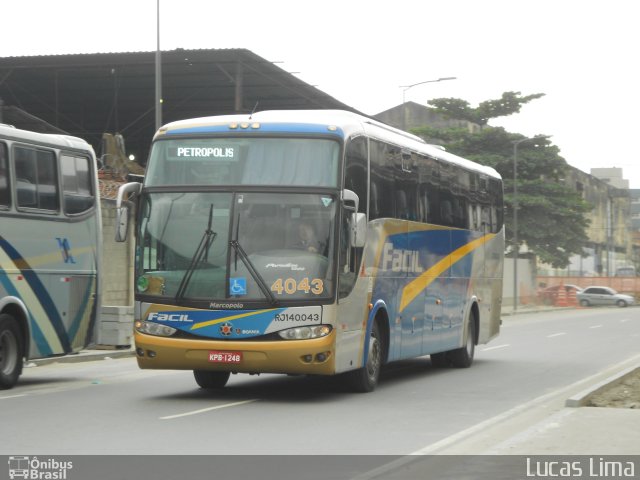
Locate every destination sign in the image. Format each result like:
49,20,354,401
168,145,237,161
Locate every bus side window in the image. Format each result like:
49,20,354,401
14,146,59,211
340,136,367,299
418,185,429,223
338,207,357,299
61,154,95,215
0,142,9,207
344,136,368,214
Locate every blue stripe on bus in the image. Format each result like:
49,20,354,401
68,275,94,345
165,123,344,137
0,268,52,356
0,237,72,353
29,315,54,357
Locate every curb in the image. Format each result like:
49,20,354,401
565,364,640,407
501,306,572,316
27,347,135,367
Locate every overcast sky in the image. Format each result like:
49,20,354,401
2,0,638,187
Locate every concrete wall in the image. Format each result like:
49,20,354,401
98,198,134,346
503,255,537,307
100,198,134,306
374,102,481,133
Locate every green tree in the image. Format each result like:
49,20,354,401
428,91,545,127
411,94,591,268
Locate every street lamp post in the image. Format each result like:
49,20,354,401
155,0,162,131
399,77,456,130
512,135,550,312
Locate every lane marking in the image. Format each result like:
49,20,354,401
589,325,603,329
0,394,27,400
547,332,566,338
481,344,510,352
160,399,258,420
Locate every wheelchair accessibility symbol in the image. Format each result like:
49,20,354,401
229,278,247,296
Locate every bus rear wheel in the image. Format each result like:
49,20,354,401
193,370,230,389
0,314,23,390
448,312,476,368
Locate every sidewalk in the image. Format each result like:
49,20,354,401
435,303,640,455
28,344,135,367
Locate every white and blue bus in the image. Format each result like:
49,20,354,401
116,110,503,392
0,124,101,389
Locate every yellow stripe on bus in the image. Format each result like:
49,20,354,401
1,246,95,272
399,233,495,313
190,309,279,331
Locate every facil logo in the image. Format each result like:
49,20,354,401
147,312,194,323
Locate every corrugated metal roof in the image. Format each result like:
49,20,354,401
0,48,357,163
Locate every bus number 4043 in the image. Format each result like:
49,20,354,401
270,277,324,295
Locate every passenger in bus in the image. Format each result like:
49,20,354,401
295,222,321,253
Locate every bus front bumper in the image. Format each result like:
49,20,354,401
134,330,337,375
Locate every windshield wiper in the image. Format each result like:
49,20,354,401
175,204,217,301
230,215,277,306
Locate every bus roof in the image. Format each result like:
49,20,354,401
156,110,501,180
0,123,94,153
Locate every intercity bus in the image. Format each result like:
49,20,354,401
116,110,504,392
0,124,101,389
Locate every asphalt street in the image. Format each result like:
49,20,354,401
1,307,638,455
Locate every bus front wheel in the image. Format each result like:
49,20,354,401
193,370,230,389
345,320,383,393
0,314,23,390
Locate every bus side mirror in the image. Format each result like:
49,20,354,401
351,212,366,248
115,206,129,242
114,182,141,243
342,189,359,212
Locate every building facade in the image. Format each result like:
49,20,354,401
537,166,636,276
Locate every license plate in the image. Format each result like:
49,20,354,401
208,351,242,364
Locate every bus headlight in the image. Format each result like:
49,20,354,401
278,325,331,340
135,321,177,337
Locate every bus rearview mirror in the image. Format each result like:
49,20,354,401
351,212,366,248
115,206,129,242
114,182,141,242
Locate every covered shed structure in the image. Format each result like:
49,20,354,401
0,48,356,164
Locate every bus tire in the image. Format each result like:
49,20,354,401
0,314,24,390
449,312,476,369
345,320,383,393
193,370,230,389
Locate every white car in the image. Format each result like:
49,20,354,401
577,286,635,308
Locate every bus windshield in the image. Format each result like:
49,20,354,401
136,191,337,303
145,137,340,187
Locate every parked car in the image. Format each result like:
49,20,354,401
576,286,635,307
537,284,582,305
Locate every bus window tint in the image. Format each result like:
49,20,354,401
369,140,500,232
369,140,395,219
344,137,367,213
0,143,9,207
14,146,58,211
61,154,94,214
